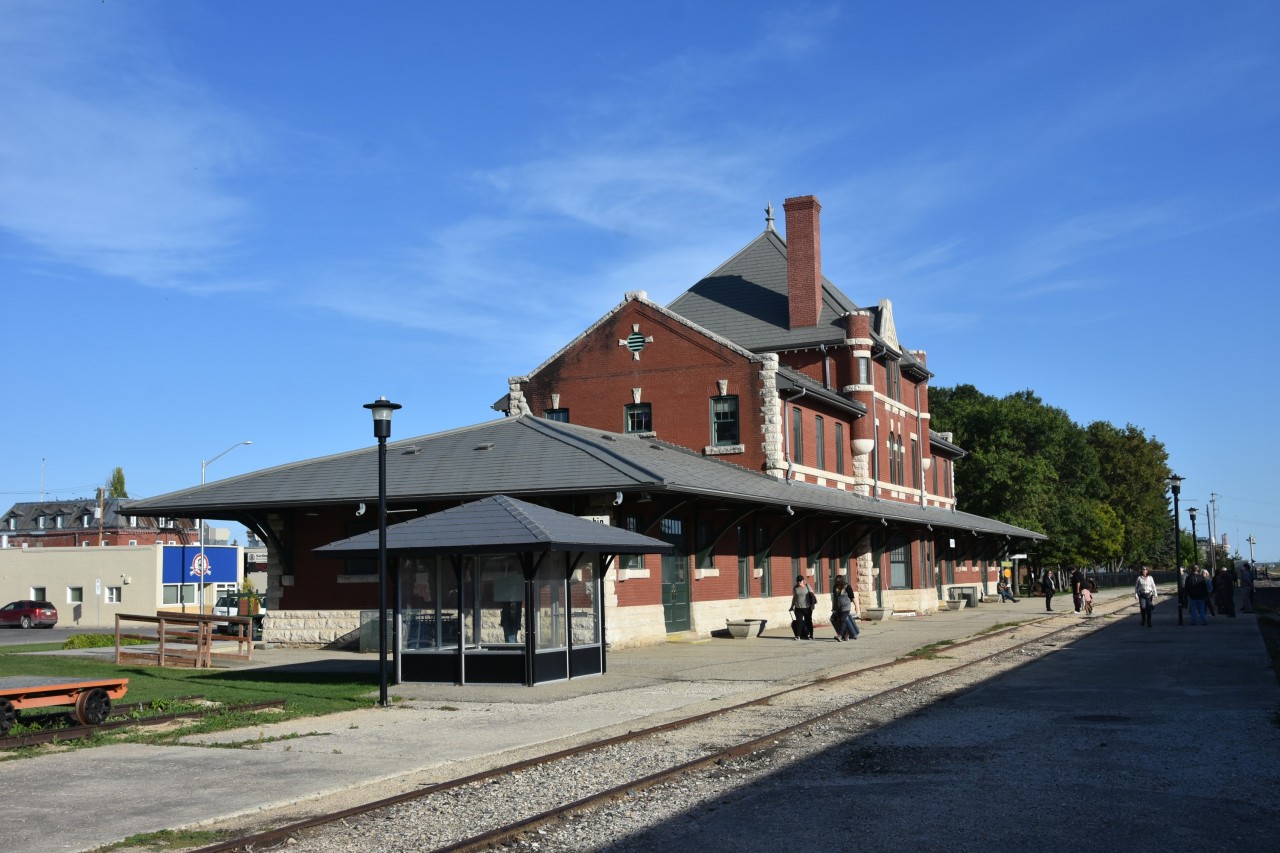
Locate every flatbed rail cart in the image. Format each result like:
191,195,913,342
0,676,129,734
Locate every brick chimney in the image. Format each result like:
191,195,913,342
783,195,822,329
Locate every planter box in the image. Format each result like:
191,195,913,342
863,608,894,621
725,618,768,638
946,598,967,611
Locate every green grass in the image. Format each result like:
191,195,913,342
0,641,381,746
904,639,955,660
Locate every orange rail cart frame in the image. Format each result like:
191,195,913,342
0,676,129,734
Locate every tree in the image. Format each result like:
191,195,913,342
106,467,127,499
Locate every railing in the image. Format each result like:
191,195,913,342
114,612,255,668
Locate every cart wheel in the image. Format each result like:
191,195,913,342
0,698,15,735
19,616,31,629
74,688,112,726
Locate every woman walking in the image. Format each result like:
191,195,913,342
831,577,860,641
789,575,815,640
1134,566,1157,627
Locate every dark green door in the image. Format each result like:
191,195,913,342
660,518,690,632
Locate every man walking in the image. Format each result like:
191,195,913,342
1071,567,1086,614
1185,566,1211,626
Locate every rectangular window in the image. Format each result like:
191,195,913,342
697,520,714,569
67,587,84,604
624,403,652,434
857,357,871,385
887,432,897,485
755,524,771,597
815,416,826,470
128,539,138,546
711,395,740,446
621,516,643,570
31,586,46,601
37,516,45,529
737,525,750,599
932,457,939,495
163,584,200,605
106,587,122,604
543,408,569,422
834,423,845,475
54,515,63,529
791,408,803,465
911,438,919,489
889,535,911,588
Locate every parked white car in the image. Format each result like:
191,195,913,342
212,594,266,637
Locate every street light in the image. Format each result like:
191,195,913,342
364,396,401,708
199,441,252,614
1168,474,1184,626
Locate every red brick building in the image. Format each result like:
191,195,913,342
123,194,1044,655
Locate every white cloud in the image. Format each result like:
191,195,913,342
0,2,261,290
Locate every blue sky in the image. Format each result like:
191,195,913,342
1,1,1276,561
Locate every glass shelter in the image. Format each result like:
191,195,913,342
317,495,671,686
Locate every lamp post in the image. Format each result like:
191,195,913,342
364,396,401,708
200,440,252,614
1188,507,1199,567
1168,474,1183,626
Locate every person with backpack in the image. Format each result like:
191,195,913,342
1184,566,1211,625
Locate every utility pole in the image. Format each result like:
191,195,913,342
1209,493,1220,572
1247,535,1257,564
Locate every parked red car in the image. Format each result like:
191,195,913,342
0,600,58,629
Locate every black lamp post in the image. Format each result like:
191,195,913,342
364,396,401,707
1168,474,1184,626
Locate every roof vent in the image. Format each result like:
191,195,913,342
474,442,495,451
401,445,421,455
600,435,616,442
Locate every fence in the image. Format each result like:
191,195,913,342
114,612,255,668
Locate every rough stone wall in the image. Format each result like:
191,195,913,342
263,610,362,648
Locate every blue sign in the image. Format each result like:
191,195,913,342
162,545,238,584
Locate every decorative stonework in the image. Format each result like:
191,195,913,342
703,444,745,456
618,324,654,361
506,377,532,416
759,354,786,477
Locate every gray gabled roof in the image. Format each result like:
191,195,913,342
666,229,929,381
315,494,672,557
122,416,1044,542
668,229,854,351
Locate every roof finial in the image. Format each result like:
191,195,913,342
765,201,775,231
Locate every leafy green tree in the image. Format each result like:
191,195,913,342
106,467,127,499
1085,422,1170,568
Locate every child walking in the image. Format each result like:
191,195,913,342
1081,586,1094,616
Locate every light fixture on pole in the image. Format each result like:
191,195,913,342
1188,507,1199,566
364,396,401,708
199,441,252,615
1168,474,1184,626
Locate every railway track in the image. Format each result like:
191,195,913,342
188,598,1135,853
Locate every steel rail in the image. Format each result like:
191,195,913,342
192,599,1134,853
